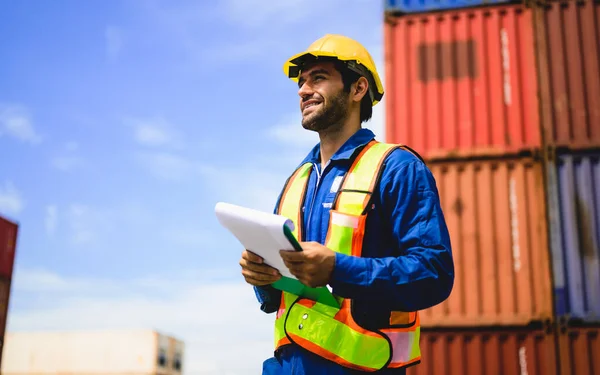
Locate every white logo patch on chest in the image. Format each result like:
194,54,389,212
330,175,343,193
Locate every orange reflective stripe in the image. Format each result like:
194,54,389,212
276,336,291,348
389,311,417,326
332,299,381,339
286,332,384,373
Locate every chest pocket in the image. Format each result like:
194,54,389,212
316,175,342,241
322,174,343,210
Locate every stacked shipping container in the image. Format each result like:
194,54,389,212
384,4,542,160
0,215,18,368
383,0,600,373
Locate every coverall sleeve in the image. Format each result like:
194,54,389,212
253,284,281,313
329,157,455,312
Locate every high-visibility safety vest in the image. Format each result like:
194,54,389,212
273,140,422,372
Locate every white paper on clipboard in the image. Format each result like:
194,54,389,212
214,202,298,279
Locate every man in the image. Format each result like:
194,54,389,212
239,34,454,375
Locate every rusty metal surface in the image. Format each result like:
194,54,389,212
558,324,600,375
384,4,542,160
407,327,559,375
0,278,11,367
420,158,553,326
535,0,600,149
0,215,18,279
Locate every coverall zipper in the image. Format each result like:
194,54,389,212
305,161,329,241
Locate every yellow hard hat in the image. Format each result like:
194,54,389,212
283,34,384,106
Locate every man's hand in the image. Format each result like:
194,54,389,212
239,250,281,286
279,241,336,288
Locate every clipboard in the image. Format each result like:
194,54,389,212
215,202,339,308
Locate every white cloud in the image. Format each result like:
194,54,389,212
105,25,123,62
12,268,86,293
0,104,42,144
7,269,276,375
65,141,79,151
59,201,167,249
51,156,85,171
199,163,289,213
135,151,201,182
266,114,319,149
159,226,217,249
51,141,85,172
45,205,58,236
134,0,378,67
219,0,344,29
200,38,279,63
0,181,24,215
66,204,115,246
126,118,183,149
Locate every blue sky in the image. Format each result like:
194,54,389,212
0,1,386,373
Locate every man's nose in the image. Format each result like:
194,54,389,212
298,82,313,98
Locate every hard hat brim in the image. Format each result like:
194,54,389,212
283,51,384,106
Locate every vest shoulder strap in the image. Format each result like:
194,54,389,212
276,162,312,239
333,140,422,214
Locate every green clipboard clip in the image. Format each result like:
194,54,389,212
271,224,340,308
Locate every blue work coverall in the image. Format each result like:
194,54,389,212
256,128,454,375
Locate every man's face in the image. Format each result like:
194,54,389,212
297,61,350,132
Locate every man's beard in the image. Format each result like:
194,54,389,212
301,90,349,132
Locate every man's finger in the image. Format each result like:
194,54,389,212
285,262,304,276
281,258,298,270
240,259,280,276
243,275,278,287
242,269,281,283
280,250,304,262
243,250,264,264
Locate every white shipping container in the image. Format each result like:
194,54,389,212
1,329,184,375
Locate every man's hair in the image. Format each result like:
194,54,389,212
332,60,373,123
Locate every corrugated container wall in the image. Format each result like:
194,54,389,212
546,151,600,322
1,330,184,375
0,278,12,366
384,4,541,160
0,215,18,279
534,0,600,149
406,327,559,375
420,158,553,326
0,214,17,368
557,324,600,375
384,0,515,14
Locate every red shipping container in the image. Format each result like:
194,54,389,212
557,324,600,375
407,327,559,375
0,216,18,279
384,4,541,160
421,157,553,326
534,0,600,149
0,278,12,367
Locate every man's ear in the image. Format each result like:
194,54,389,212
352,77,369,103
